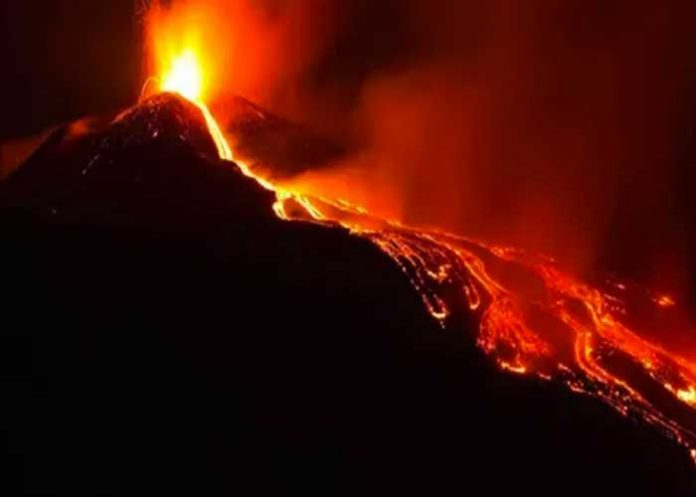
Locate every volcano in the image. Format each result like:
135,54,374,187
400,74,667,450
1,93,695,496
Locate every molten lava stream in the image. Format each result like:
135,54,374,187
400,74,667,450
151,38,696,462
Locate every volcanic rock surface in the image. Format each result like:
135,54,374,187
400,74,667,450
1,94,694,496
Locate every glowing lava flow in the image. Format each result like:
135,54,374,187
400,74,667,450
272,196,696,461
153,43,696,462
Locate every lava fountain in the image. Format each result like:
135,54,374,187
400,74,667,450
146,1,696,462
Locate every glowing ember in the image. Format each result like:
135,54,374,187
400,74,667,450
656,295,677,308
147,4,696,462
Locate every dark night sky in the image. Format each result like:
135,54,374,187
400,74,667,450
0,0,141,139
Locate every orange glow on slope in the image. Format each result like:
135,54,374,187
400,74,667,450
146,2,696,463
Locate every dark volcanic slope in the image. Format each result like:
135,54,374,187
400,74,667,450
218,95,347,180
1,94,694,496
